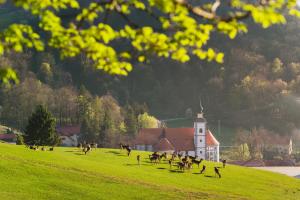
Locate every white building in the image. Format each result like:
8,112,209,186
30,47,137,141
56,125,80,147
134,112,220,162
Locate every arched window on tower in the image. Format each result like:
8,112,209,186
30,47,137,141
199,128,203,133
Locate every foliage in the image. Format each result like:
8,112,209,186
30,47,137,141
16,134,24,145
24,105,60,146
137,112,158,129
1,143,300,199
0,0,299,83
123,104,138,136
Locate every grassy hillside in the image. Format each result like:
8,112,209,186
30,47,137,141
0,143,299,200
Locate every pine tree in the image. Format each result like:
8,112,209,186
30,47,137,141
99,112,113,147
124,104,138,136
24,105,60,146
79,117,97,143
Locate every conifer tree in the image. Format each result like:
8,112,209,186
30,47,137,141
124,104,138,136
24,105,60,146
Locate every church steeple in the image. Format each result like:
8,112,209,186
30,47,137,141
197,98,204,119
194,96,206,158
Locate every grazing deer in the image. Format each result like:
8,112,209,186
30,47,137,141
137,155,140,165
189,155,196,160
90,143,98,151
181,156,189,163
119,143,130,150
126,146,131,156
177,153,183,160
168,159,173,168
158,152,167,160
214,167,221,178
222,159,227,168
84,144,91,155
200,165,206,174
149,155,159,164
192,158,203,168
177,162,185,171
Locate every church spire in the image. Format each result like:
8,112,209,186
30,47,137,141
197,96,204,119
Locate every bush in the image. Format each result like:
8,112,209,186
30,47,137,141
16,134,24,145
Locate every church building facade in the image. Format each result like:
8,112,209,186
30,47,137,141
134,112,220,162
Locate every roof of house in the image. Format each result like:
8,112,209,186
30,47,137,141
56,125,80,136
134,128,219,151
0,134,16,140
206,130,220,146
265,135,292,146
153,137,175,152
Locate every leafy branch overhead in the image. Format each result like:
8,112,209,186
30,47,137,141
0,0,300,76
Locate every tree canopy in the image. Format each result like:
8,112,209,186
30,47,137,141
0,0,300,82
24,105,60,146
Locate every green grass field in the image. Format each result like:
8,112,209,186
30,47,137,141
0,143,299,200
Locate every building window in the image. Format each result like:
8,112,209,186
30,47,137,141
200,151,202,154
200,139,202,143
199,128,203,133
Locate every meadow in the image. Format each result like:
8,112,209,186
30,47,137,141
0,143,299,200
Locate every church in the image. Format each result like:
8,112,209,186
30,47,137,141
133,110,220,162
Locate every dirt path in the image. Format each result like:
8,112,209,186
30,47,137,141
254,167,300,178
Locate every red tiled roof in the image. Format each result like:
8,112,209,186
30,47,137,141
135,128,195,151
206,130,219,146
0,134,16,140
56,125,80,136
154,137,175,152
134,128,219,151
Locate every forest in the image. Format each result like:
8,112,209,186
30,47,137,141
1,2,300,146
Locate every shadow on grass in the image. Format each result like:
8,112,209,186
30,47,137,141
117,154,127,157
204,175,215,178
192,172,203,175
64,150,77,152
169,169,184,173
74,153,85,156
125,163,149,166
157,167,166,170
105,150,121,155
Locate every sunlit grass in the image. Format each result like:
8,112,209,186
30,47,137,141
0,143,299,199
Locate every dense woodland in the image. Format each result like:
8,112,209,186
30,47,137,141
1,4,300,145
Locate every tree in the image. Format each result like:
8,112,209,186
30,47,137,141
0,0,300,82
16,134,24,145
99,112,114,147
79,117,97,143
24,105,60,146
137,112,158,129
123,104,138,136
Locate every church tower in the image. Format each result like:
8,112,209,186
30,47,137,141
194,100,206,159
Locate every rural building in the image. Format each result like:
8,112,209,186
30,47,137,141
134,112,220,162
0,134,16,143
264,136,293,155
56,125,80,146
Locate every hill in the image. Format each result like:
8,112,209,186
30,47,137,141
0,143,299,200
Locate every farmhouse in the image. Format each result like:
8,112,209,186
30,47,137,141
0,134,16,143
56,125,80,147
264,135,293,155
134,112,220,162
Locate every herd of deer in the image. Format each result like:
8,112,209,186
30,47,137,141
28,142,225,178
28,146,54,151
144,151,225,178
